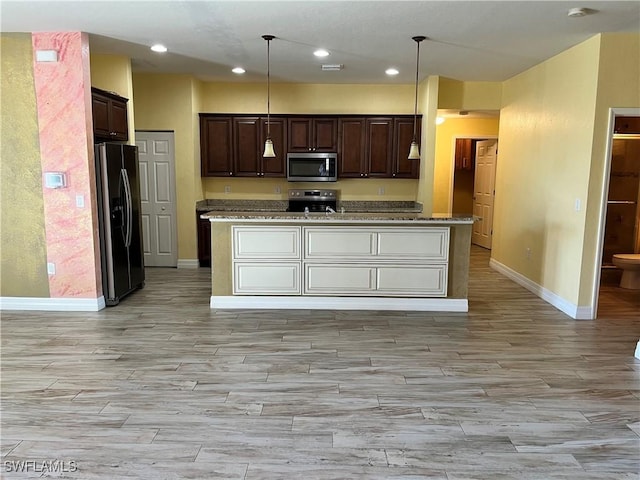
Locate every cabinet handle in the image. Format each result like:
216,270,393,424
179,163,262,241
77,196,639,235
110,132,117,136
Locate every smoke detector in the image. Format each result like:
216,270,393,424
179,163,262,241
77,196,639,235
567,7,588,17
321,64,344,71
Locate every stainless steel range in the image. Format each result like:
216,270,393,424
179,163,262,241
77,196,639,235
287,189,338,212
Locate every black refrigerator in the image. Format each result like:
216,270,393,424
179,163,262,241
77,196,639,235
95,143,145,305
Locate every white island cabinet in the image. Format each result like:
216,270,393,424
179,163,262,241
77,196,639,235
303,227,449,296
232,226,301,294
205,212,474,312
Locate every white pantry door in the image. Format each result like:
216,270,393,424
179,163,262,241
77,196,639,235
136,131,178,267
472,139,498,249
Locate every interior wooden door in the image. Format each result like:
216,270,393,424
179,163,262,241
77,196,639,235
136,131,178,267
472,139,498,249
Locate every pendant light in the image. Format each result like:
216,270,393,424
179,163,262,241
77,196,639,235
262,35,276,158
408,35,426,160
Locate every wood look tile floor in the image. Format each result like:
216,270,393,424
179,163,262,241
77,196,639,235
2,247,639,479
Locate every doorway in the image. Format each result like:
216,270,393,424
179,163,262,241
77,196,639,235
135,131,178,267
452,136,498,249
594,109,640,318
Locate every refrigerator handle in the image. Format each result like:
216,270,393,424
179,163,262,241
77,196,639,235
121,168,133,248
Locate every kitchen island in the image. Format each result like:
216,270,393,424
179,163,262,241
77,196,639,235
201,211,474,312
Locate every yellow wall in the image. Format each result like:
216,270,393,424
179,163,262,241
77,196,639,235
200,83,415,114
89,54,135,143
439,78,502,110
416,76,440,213
132,73,200,260
580,33,640,305
432,117,500,213
493,35,601,305
0,33,50,297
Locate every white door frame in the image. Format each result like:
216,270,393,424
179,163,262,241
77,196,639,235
448,135,498,214
591,107,640,319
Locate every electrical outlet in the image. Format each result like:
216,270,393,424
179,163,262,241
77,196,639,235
526,247,531,260
575,198,581,212
378,187,385,196
275,185,281,194
224,185,231,194
75,194,85,208
47,262,56,275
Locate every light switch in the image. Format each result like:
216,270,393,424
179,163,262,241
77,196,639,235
76,194,85,208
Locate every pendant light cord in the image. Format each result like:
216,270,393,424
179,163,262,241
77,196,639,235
412,36,425,142
263,35,275,139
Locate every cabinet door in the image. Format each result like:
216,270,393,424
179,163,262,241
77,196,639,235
197,215,211,267
233,117,260,177
260,117,286,177
288,118,313,152
338,118,366,178
91,94,111,138
288,117,337,152
377,228,449,260
454,138,474,170
366,118,393,177
304,264,447,297
305,227,449,261
200,116,233,176
393,117,420,178
233,226,301,259
234,263,301,294
314,118,338,152
305,265,376,294
376,265,447,296
109,99,129,140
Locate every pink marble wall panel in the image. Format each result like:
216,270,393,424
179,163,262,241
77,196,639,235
32,32,101,298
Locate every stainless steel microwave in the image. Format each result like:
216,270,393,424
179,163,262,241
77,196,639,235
287,152,337,182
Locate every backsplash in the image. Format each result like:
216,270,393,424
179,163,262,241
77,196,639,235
197,199,422,213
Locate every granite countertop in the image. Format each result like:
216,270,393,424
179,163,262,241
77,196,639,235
201,210,474,224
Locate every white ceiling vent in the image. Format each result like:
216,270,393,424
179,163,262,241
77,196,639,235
321,64,344,71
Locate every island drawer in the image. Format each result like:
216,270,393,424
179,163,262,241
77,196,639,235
303,226,449,262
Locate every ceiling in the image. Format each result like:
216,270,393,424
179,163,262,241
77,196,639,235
2,1,639,85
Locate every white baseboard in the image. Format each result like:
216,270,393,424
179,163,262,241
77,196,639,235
210,295,468,312
0,296,106,312
489,258,594,320
177,259,199,269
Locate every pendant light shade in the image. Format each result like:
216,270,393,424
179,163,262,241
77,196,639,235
408,35,426,160
262,35,276,158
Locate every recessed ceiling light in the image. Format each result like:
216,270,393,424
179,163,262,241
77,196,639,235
385,68,399,76
150,44,167,53
314,49,330,57
232,67,246,74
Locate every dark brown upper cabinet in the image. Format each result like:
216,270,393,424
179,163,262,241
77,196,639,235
200,116,233,176
91,87,129,141
233,117,286,177
288,117,338,152
392,117,420,178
